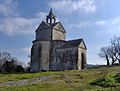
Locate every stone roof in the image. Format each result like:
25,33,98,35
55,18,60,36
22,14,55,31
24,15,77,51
51,22,66,33
36,21,66,33
35,21,50,32
59,39,87,49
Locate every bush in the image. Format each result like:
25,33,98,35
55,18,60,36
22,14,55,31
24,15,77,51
1,59,24,72
90,73,120,87
15,65,24,72
114,73,120,83
0,51,25,73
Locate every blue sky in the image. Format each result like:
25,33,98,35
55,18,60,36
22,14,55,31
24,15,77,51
0,0,120,65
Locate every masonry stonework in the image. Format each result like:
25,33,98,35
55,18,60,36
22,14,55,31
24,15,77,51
30,9,87,72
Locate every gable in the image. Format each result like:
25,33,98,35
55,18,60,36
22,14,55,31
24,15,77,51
52,22,66,33
35,21,50,32
79,40,87,49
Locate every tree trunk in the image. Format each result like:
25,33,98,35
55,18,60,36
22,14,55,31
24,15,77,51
111,57,115,65
106,55,110,66
118,59,120,64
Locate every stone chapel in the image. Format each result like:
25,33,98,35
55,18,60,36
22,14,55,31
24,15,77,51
30,9,87,72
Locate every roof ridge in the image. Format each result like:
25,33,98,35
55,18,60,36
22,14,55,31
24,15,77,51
67,38,83,42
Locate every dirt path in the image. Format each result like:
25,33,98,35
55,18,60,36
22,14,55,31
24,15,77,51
0,75,62,86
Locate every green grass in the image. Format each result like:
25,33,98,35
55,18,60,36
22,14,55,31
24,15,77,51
0,71,65,82
0,66,120,91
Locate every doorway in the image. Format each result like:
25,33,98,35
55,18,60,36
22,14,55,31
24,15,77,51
81,53,84,69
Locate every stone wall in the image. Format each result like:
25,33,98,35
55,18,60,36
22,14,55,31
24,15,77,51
78,41,87,70
49,41,66,70
30,40,87,72
36,28,51,41
40,41,50,71
56,47,78,70
30,41,50,72
52,29,65,40
49,41,78,71
30,41,40,72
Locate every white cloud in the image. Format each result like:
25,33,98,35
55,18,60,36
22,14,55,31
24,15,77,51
0,0,18,17
49,0,96,13
0,16,44,35
95,17,120,35
20,47,31,53
66,21,90,28
67,17,120,29
67,20,107,29
95,20,106,26
111,17,120,30
66,17,120,38
0,0,47,36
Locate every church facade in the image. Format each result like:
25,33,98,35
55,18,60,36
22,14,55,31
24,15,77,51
30,9,87,72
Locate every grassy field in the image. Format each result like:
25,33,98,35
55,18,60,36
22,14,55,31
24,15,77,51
0,66,120,91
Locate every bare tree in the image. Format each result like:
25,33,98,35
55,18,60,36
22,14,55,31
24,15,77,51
99,36,120,66
0,51,12,71
0,51,25,72
110,36,120,63
98,47,110,66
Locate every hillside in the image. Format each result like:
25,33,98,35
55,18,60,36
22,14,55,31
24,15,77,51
0,66,120,91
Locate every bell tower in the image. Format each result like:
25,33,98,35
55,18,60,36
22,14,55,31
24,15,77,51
46,8,56,25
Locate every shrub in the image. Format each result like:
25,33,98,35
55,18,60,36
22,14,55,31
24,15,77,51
15,65,24,72
90,73,120,87
114,73,120,83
